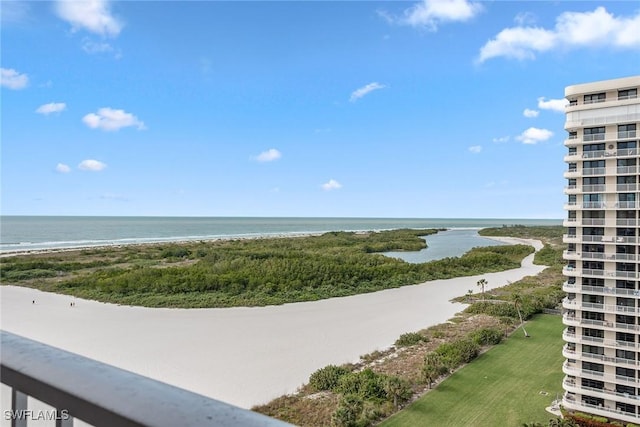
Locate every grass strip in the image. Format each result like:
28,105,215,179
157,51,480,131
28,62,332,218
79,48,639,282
380,314,565,427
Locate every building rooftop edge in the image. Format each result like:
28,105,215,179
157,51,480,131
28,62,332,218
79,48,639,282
565,75,640,98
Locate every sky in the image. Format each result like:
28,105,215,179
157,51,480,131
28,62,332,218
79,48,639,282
1,0,639,219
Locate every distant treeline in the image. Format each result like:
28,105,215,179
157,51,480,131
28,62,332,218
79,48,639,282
1,228,535,308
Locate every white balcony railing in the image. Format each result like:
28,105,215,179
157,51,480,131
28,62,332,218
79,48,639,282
0,331,291,427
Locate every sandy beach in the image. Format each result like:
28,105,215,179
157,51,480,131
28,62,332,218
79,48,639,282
0,237,545,409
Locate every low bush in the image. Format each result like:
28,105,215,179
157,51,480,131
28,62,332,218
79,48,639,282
395,332,428,347
308,365,351,392
470,327,504,346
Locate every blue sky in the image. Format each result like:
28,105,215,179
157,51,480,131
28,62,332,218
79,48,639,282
1,1,639,219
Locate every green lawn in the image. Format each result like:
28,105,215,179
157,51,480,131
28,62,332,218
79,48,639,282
381,314,565,427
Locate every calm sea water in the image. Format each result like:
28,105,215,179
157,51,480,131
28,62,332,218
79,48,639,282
0,216,561,253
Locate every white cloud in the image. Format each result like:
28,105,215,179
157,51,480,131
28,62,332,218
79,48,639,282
321,179,342,191
516,127,553,145
350,82,386,102
78,159,107,171
468,145,482,153
56,163,71,173
492,136,510,143
537,97,568,113
55,0,123,37
523,108,539,118
1,68,28,90
478,7,640,62
391,0,482,30
255,148,282,163
36,102,67,115
82,108,145,131
81,38,121,58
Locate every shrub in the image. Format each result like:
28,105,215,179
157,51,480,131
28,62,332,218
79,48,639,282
336,369,386,400
395,332,428,347
470,327,504,346
434,338,480,371
308,365,351,392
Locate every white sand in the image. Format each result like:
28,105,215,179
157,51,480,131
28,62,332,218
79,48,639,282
0,237,545,409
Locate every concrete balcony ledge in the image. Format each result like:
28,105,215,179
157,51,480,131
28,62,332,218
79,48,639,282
0,331,291,427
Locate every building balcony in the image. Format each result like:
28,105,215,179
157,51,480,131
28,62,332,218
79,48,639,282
565,136,579,146
580,284,640,297
617,183,638,191
0,331,291,427
617,166,638,175
563,327,578,341
617,219,638,227
563,314,581,328
617,201,637,209
583,185,607,193
583,167,606,176
581,218,606,226
563,344,577,359
618,130,638,139
563,394,640,425
617,148,638,158
563,250,580,260
563,377,640,406
564,184,579,194
563,234,579,243
611,253,638,261
582,251,606,260
565,153,579,162
563,218,578,227
564,170,580,178
584,134,607,142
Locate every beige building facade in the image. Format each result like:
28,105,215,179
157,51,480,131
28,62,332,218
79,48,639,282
562,75,640,423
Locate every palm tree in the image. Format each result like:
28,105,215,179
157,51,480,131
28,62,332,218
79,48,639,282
513,293,529,337
477,278,487,299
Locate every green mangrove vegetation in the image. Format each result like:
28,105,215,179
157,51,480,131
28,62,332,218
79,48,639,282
254,225,567,426
1,228,533,308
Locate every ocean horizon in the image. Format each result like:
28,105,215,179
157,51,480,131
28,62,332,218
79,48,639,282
0,216,562,253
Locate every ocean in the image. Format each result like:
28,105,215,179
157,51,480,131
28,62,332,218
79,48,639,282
0,216,561,253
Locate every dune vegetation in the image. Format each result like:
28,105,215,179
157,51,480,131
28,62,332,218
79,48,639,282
1,228,532,308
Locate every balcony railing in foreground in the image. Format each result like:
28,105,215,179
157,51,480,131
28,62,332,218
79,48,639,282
1,331,291,427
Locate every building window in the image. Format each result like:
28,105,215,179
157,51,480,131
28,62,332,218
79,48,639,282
616,384,636,395
617,332,636,343
581,310,604,320
616,366,636,379
616,280,636,289
618,88,638,100
568,131,577,139
616,402,636,415
583,361,604,372
569,99,578,106
582,278,605,289
618,123,637,139
583,143,605,152
616,314,635,325
584,93,606,104
584,127,606,141
583,327,604,337
582,378,604,389
583,160,605,169
617,349,637,361
582,344,604,355
582,395,604,407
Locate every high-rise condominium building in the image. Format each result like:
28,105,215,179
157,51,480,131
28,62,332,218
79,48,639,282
562,75,640,424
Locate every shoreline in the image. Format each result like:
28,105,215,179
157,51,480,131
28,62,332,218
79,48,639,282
0,225,523,257
0,237,544,409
